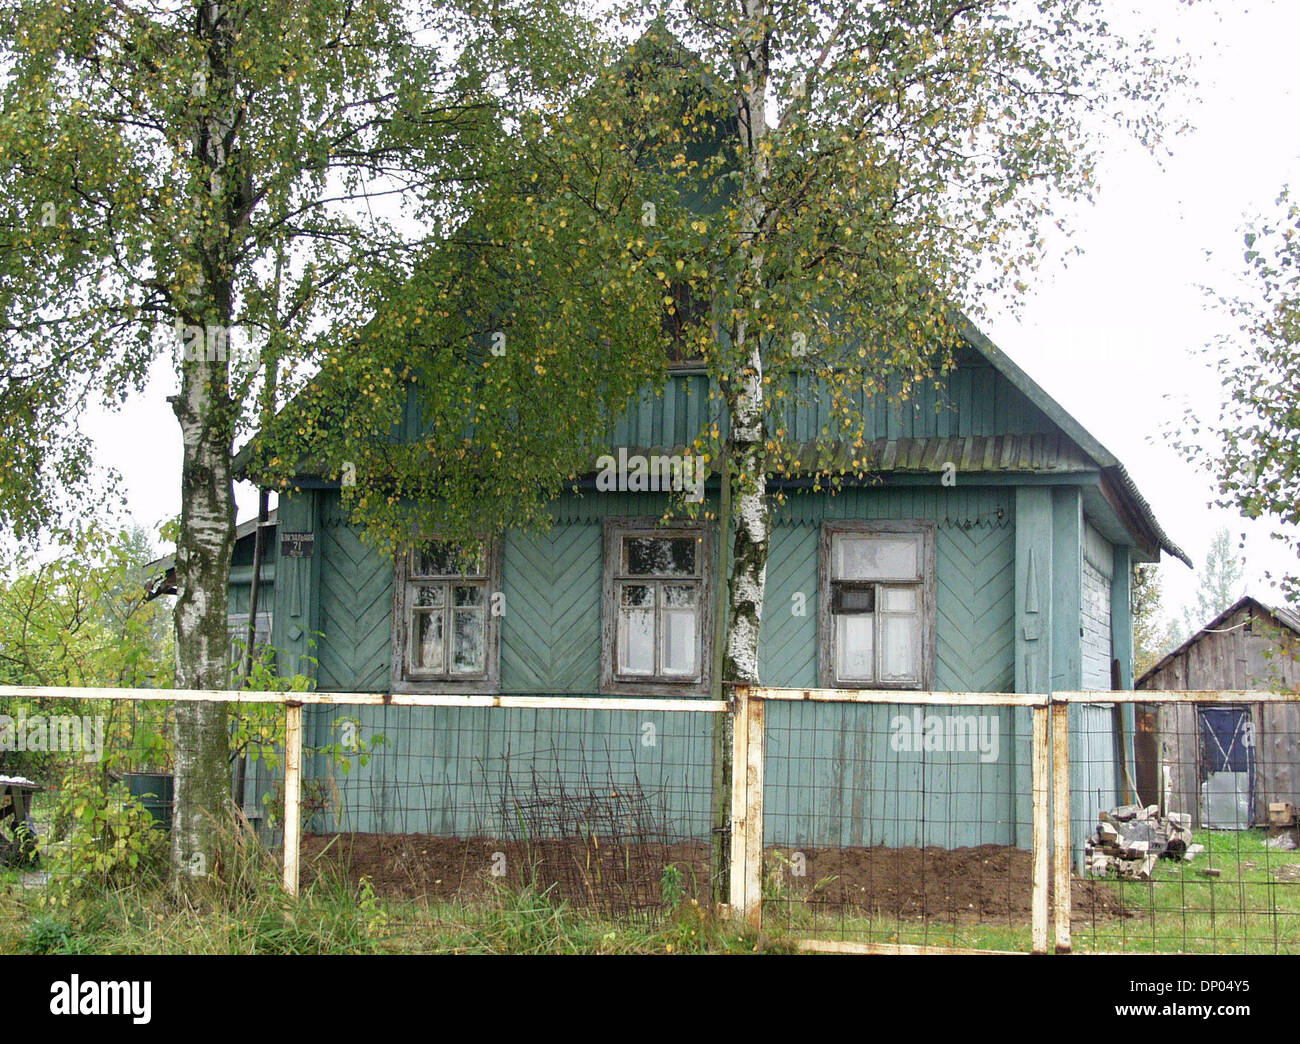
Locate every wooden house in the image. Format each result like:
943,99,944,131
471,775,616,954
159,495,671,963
152,43,1188,855
229,318,1188,856
1136,597,1300,829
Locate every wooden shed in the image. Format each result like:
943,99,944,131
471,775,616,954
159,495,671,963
1136,597,1300,829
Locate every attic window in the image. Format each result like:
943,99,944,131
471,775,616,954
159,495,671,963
819,521,935,689
663,282,707,364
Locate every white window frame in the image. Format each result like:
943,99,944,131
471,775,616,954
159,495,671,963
391,539,501,693
601,518,713,696
818,520,936,690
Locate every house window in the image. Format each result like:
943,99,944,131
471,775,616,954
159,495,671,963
227,612,273,672
819,521,935,689
602,520,712,694
393,539,500,690
663,282,708,365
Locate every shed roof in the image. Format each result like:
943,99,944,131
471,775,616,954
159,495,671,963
144,508,279,599
1135,595,1300,687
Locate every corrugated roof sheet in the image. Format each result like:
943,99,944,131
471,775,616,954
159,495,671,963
595,434,1098,477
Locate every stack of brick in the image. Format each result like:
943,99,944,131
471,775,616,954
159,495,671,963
1084,804,1204,880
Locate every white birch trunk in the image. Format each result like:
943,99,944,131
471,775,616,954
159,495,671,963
723,0,771,686
170,0,238,881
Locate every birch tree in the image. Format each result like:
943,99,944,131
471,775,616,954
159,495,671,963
268,5,1186,678
0,0,590,879
604,2,1185,685
1179,190,1300,607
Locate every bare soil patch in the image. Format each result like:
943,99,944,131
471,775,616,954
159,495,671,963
779,844,1127,924
302,833,1128,924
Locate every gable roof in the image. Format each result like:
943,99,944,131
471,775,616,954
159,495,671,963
954,315,1189,566
1136,595,1300,687
232,314,1188,566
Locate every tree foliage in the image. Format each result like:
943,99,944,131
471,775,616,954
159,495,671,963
268,2,1188,683
1178,190,1300,606
1179,526,1246,635
0,525,172,689
0,0,600,876
1132,561,1180,677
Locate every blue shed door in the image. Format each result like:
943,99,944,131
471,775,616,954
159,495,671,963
1197,706,1255,829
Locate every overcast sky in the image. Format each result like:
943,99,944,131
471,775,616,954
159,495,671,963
983,0,1300,625
79,0,1300,630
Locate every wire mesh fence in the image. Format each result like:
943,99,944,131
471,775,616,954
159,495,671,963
1060,691,1300,955
744,688,1050,953
4,684,1300,954
296,700,723,927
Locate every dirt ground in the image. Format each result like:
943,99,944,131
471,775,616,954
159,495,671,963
301,833,1127,924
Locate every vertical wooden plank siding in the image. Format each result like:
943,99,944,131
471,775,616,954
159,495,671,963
1051,488,1083,693
1081,523,1113,691
1109,545,1133,688
1014,487,1052,846
271,491,319,681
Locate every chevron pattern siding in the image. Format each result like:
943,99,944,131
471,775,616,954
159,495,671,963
316,510,393,692
301,485,1026,848
757,488,1015,691
758,524,818,688
936,522,1015,693
500,524,602,693
760,490,1018,847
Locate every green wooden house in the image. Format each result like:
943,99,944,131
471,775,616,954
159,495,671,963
232,315,1187,855
161,38,1187,857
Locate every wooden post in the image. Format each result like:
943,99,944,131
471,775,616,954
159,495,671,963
283,700,304,897
1031,703,1049,954
743,694,764,932
1051,699,1072,953
728,685,750,919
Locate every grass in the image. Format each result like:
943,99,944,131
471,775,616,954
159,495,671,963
0,851,767,955
4,828,1298,954
1071,828,1300,955
761,829,1300,955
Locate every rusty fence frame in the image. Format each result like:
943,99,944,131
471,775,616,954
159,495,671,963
1050,688,1300,955
5,683,1300,954
732,686,1053,954
0,685,728,898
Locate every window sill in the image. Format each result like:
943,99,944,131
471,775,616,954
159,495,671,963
600,678,715,698
391,676,500,695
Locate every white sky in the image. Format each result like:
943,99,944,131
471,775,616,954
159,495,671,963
79,0,1300,630
984,0,1300,625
